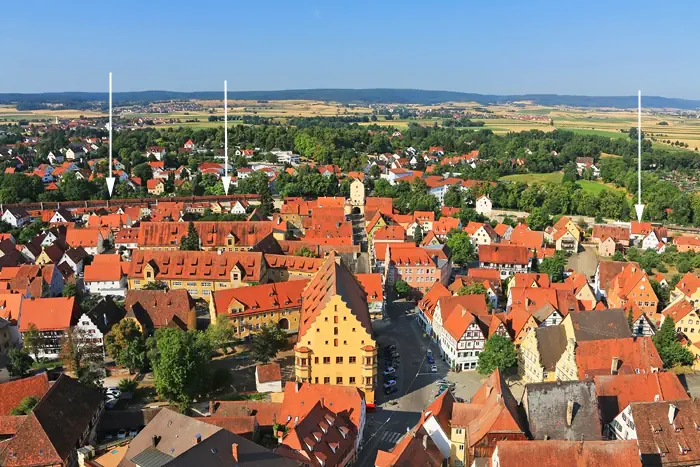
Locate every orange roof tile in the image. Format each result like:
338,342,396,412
138,221,277,249
478,244,529,265
211,280,307,319
83,254,123,282
419,282,451,322
124,289,194,331
19,297,76,332
354,273,383,303
128,250,264,283
575,337,662,379
0,374,49,416
493,440,642,467
373,225,405,241
256,363,282,383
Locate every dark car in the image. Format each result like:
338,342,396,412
384,386,398,395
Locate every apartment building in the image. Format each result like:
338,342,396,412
384,246,451,296
478,244,530,279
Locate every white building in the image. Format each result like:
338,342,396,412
1,207,30,228
230,200,248,215
75,312,106,353
255,363,283,393
272,150,300,165
438,307,486,371
475,195,492,216
83,255,127,297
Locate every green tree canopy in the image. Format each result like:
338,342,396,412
105,319,149,374
446,229,476,266
539,251,567,283
7,347,33,378
477,335,517,375
10,396,39,415
457,283,487,296
394,280,411,298
653,317,695,368
250,325,288,364
179,221,201,251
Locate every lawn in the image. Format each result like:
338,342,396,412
576,180,626,195
499,172,563,184
557,128,628,139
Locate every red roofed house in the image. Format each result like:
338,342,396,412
123,289,196,334
83,254,127,297
0,373,49,416
491,440,642,467
478,244,530,280
209,280,308,339
385,246,451,296
146,178,165,195
255,363,282,393
418,281,451,339
19,297,78,359
433,295,490,371
355,273,384,320
606,263,659,317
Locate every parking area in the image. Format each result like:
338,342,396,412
567,244,599,280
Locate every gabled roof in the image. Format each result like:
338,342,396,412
355,273,383,303
597,260,638,290
592,224,630,242
18,297,76,331
479,244,529,265
298,253,373,339
675,272,700,298
662,297,695,322
212,280,308,318
594,372,689,425
567,308,632,341
525,380,602,441
418,281,451,322
128,250,264,283
84,253,124,282
138,221,277,248
512,273,551,289
124,289,194,331
0,373,49,416
534,326,568,371
575,337,662,379
493,440,642,466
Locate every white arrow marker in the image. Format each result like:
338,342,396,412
634,90,645,222
106,72,115,197
221,80,232,195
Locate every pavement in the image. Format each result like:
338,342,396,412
567,244,600,280
356,299,486,466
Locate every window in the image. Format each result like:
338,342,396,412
459,445,464,451
365,357,372,365
325,317,328,322
349,356,356,363
315,377,319,383
323,357,330,364
314,357,319,364
336,377,343,384
365,377,372,385
334,327,338,335
324,377,330,384
336,357,343,364
334,316,338,324
349,377,356,384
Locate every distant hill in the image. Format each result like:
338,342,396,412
1,89,699,110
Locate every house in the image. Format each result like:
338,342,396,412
209,280,308,339
592,224,630,247
0,373,50,415
384,246,451,296
0,375,104,467
449,370,528,466
209,399,281,433
293,253,378,405
475,195,492,216
675,235,700,253
671,272,700,303
255,363,282,393
507,287,578,326
464,222,499,248
119,408,293,467
438,297,490,371
83,254,128,297
595,260,639,299
450,275,500,308
641,227,668,252
594,372,689,429
123,289,196,334
417,281,451,338
610,399,700,466
375,390,453,467
276,381,366,467
598,236,619,257
1,207,30,228
66,227,107,255
630,221,653,243
65,147,84,160
661,297,700,342
49,208,73,224
146,145,166,161
230,200,249,215
506,227,544,253
355,273,384,320
556,336,662,381
146,178,165,195
137,221,281,252
575,156,600,177
128,250,265,301
606,263,659,316
18,297,78,359
523,380,602,441
478,244,530,279
432,217,460,240
264,254,323,282
490,440,641,467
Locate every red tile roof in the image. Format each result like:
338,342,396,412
19,297,77,332
124,289,195,331
210,400,281,428
264,254,324,273
493,440,642,467
137,221,277,249
0,374,49,416
468,268,502,281
256,363,282,383
419,282,451,322
373,225,405,241
211,280,307,319
128,250,264,283
355,273,383,303
576,337,662,379
83,254,123,282
479,244,529,265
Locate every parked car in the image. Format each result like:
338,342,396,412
384,386,398,395
105,397,119,410
426,349,433,357
383,367,396,376
128,428,139,437
383,380,397,389
117,429,127,439
427,356,435,365
430,364,438,373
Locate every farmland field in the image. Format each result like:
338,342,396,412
576,180,627,195
499,173,564,184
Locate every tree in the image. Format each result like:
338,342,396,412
540,251,567,282
23,323,42,362
653,317,695,368
250,325,287,364
526,208,551,231
443,185,463,208
132,163,153,183
297,246,317,258
105,320,149,374
10,396,39,415
60,327,104,389
179,221,200,251
369,165,381,179
62,282,77,297
7,347,33,377
612,251,626,262
143,280,169,291
206,317,237,353
117,378,138,393
457,283,487,296
413,223,423,246
394,280,411,298
446,229,476,266
477,335,517,375
149,328,212,410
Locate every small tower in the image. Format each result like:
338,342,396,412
350,179,365,207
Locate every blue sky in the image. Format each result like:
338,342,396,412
3,1,699,98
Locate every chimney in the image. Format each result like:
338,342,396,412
232,443,239,462
566,399,574,427
422,434,428,451
194,434,201,444
669,404,678,425
611,357,620,375
320,397,325,408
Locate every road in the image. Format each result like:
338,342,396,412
356,299,484,466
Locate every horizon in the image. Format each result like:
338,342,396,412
3,0,700,98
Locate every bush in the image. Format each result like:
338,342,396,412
117,378,138,393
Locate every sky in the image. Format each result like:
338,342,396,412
3,0,700,99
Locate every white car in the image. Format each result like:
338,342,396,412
430,364,438,373
383,367,395,376
383,380,397,389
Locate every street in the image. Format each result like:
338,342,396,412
356,298,485,466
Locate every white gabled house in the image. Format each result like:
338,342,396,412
1,207,30,228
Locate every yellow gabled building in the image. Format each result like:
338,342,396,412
294,252,378,405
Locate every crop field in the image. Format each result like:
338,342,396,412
499,172,564,184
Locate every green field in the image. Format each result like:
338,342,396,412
557,128,628,139
499,172,564,184
575,180,626,195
